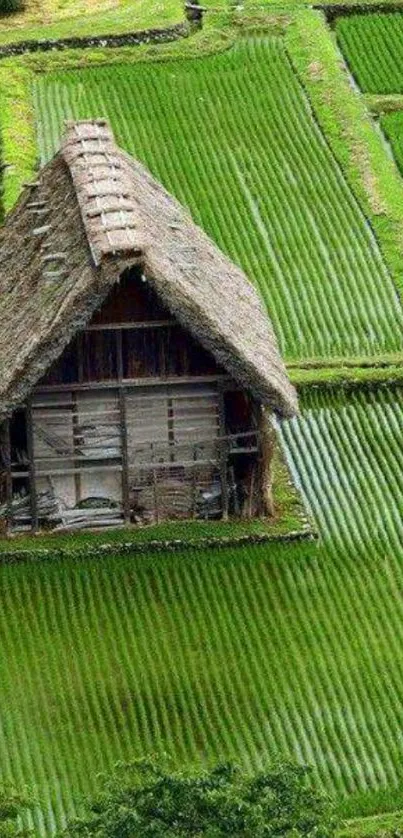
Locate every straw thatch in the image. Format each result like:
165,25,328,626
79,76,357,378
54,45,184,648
0,119,297,419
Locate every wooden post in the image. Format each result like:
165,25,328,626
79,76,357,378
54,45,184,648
3,419,12,533
72,393,82,505
119,389,131,524
26,400,38,532
151,445,160,524
191,447,197,519
117,330,130,524
77,332,84,384
167,396,175,462
217,386,229,521
258,407,276,517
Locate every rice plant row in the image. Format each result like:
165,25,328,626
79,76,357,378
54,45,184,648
336,14,403,94
279,385,403,554
33,37,403,362
380,112,403,178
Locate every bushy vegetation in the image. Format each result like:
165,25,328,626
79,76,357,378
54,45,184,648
336,14,403,94
59,758,337,838
34,37,403,363
0,786,32,837
0,0,23,14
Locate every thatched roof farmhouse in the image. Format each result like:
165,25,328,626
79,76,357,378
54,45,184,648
0,119,297,532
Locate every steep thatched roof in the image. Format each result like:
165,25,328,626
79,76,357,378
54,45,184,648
0,120,297,419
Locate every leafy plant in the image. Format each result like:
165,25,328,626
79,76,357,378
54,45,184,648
59,757,337,838
0,786,32,837
0,0,23,14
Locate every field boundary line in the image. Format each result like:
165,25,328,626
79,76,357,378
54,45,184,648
0,21,189,59
0,529,318,564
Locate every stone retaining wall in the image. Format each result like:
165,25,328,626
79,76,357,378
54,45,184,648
0,21,189,58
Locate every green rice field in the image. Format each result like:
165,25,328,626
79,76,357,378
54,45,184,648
280,385,403,553
0,386,402,834
381,112,403,175
336,13,403,94
33,37,403,362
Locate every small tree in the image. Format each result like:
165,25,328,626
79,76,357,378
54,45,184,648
0,786,32,837
60,757,338,838
0,0,24,14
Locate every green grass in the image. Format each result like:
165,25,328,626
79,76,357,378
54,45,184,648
33,36,403,363
0,64,36,213
364,94,403,116
336,14,403,95
0,0,183,44
290,360,403,389
339,808,403,838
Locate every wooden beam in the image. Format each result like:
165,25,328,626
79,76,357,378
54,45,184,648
35,465,122,477
85,320,176,332
36,374,231,394
26,400,38,532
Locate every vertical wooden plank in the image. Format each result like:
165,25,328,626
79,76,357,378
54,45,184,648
151,443,160,524
4,419,12,533
72,393,82,505
116,328,124,382
26,400,38,532
217,386,229,521
119,388,131,524
167,394,175,463
191,447,197,519
117,330,130,524
258,407,275,517
77,332,84,384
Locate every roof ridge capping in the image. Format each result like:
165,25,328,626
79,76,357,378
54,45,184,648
61,119,147,266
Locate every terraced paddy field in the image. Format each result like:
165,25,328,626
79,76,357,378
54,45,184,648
381,112,403,176
336,13,403,94
0,385,402,834
280,385,403,553
33,37,403,363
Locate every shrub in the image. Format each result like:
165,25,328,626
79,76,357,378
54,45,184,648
59,756,338,838
0,0,24,14
0,786,32,837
